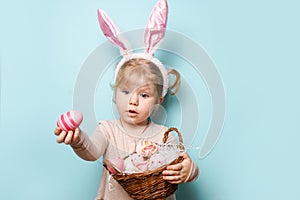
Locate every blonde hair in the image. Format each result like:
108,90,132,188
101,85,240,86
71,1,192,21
113,58,181,99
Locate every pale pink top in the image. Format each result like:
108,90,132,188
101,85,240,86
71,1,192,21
71,120,199,200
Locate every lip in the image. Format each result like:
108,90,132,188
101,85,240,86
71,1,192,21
128,109,138,114
127,109,138,116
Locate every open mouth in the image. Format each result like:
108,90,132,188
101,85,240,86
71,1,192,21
128,110,138,114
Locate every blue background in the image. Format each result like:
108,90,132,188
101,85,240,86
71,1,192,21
1,0,300,199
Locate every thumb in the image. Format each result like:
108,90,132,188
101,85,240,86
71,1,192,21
179,152,189,159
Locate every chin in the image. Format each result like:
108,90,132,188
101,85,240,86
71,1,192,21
131,119,147,126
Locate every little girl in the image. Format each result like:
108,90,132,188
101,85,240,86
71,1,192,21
54,0,199,199
54,57,199,199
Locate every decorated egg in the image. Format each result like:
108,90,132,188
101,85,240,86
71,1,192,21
107,157,125,174
57,110,83,132
136,140,159,159
142,144,158,158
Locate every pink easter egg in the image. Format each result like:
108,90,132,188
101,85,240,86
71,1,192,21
107,157,124,174
110,157,125,171
57,110,83,132
141,144,158,158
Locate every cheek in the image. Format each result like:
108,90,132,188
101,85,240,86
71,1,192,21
141,100,157,112
115,95,126,108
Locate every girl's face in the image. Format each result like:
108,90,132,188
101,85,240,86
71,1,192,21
115,76,161,126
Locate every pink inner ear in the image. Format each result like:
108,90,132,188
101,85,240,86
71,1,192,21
144,0,168,55
97,9,130,54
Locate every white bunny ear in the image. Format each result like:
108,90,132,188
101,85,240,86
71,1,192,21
144,0,168,55
97,9,131,55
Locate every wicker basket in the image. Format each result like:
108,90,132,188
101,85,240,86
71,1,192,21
103,127,185,200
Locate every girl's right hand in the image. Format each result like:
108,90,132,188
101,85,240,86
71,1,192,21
54,127,80,145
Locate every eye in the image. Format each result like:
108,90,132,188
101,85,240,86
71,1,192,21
140,93,149,98
122,90,130,95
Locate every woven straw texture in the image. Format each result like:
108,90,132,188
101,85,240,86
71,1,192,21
103,127,185,200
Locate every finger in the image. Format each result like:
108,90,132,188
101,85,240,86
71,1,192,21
169,179,183,184
163,170,181,176
56,131,67,143
163,173,180,179
168,180,180,184
179,152,189,159
64,130,74,144
54,127,61,135
72,128,80,143
163,175,182,184
166,163,182,171
166,179,181,184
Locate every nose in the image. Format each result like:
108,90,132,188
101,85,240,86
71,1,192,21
129,93,139,106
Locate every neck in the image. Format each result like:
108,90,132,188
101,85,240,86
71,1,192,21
119,118,150,135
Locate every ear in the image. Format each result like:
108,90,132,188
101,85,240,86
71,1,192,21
97,9,131,55
158,97,164,104
144,0,168,55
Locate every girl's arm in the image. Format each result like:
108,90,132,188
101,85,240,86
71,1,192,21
55,124,108,161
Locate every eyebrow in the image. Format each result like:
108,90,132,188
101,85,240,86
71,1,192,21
139,83,156,90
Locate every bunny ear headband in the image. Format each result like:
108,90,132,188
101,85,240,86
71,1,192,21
97,0,169,97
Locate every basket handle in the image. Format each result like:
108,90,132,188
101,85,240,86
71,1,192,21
162,127,185,151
